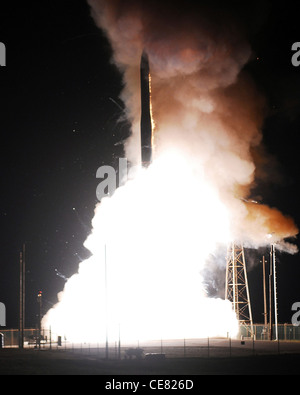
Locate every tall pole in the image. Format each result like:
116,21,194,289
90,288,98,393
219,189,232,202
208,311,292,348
231,243,237,315
269,248,273,340
19,250,23,349
262,256,268,328
105,244,109,359
37,291,42,349
272,244,279,341
19,244,25,349
23,244,25,336
118,323,121,360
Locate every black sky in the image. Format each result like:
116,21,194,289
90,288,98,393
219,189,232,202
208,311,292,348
0,0,300,329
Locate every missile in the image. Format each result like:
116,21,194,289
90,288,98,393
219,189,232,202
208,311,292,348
140,51,153,168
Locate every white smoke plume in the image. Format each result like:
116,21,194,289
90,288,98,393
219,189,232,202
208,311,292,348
88,0,298,248
42,1,298,342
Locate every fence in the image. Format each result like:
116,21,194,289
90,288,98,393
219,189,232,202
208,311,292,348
1,324,300,359
0,329,37,348
241,324,300,341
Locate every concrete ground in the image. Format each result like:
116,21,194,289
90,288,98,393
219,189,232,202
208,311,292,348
0,347,300,375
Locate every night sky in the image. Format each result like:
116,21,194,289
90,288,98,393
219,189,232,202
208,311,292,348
1,0,300,329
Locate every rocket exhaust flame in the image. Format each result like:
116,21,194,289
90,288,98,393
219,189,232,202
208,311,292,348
42,0,298,343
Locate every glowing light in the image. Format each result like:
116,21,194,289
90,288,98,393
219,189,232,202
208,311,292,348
42,152,239,343
42,0,298,345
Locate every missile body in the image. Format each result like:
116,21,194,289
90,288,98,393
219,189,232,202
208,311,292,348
140,51,153,167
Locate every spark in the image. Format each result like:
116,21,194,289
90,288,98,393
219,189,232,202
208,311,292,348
55,269,69,282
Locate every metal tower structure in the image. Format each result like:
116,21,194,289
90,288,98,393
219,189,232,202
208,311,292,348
225,243,254,337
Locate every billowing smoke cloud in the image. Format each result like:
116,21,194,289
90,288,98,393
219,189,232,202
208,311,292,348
88,0,298,250
42,1,298,342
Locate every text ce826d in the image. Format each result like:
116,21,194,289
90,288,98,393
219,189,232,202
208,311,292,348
149,380,193,390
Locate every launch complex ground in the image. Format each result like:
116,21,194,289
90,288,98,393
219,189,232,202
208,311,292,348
0,337,300,375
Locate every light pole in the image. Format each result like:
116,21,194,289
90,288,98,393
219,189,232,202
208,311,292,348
271,244,278,341
105,244,109,359
267,233,278,341
262,256,268,334
19,244,25,349
37,290,42,349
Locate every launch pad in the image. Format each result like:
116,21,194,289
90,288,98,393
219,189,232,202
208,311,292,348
0,337,300,375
